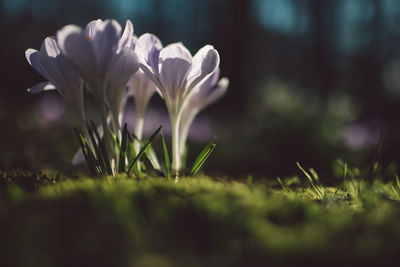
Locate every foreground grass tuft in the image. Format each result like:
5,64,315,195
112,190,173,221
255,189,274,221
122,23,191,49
1,174,400,266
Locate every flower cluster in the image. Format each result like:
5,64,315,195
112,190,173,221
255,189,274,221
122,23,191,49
26,19,228,176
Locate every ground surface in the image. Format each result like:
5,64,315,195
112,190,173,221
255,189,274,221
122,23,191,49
1,170,400,267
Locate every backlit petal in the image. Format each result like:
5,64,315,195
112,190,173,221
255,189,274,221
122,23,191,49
187,45,219,91
84,19,102,38
92,20,122,76
25,48,52,82
159,43,192,97
118,20,134,51
136,33,163,73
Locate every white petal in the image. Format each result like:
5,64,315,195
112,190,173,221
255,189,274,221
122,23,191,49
57,25,96,73
118,20,134,50
40,37,81,95
25,48,52,82
158,43,192,97
139,63,164,94
200,77,229,109
107,48,139,121
27,82,56,94
187,45,220,92
109,48,139,90
57,24,98,90
41,36,60,57
136,33,163,72
84,19,103,38
92,20,122,76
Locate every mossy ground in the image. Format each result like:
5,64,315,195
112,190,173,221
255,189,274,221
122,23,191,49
1,171,400,267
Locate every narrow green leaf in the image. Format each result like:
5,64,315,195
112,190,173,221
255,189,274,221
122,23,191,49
142,154,164,177
90,120,112,175
73,127,98,177
86,123,105,171
190,141,216,176
118,123,128,173
127,133,140,175
143,144,163,175
109,129,121,152
161,132,171,179
297,162,323,199
127,125,163,174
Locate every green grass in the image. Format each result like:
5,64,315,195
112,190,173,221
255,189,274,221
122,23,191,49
1,171,400,267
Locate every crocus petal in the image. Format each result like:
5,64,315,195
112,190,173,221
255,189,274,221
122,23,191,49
196,67,220,95
27,82,56,94
57,25,97,76
108,48,139,90
91,20,122,76
25,48,52,82
118,20,134,51
187,45,220,91
84,19,102,38
57,24,99,92
40,37,81,97
136,33,163,73
107,48,139,123
139,63,164,94
199,77,229,109
159,43,192,97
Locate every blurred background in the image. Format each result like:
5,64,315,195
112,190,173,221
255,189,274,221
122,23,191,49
1,0,400,179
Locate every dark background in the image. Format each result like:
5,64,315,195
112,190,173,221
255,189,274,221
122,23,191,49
1,0,400,179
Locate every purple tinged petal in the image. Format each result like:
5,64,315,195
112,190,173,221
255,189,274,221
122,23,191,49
118,20,134,50
27,82,56,94
136,33,163,73
84,19,102,39
197,67,220,95
57,25,98,90
200,77,229,109
159,43,192,98
187,45,220,91
106,48,139,120
25,48,52,82
139,63,164,95
92,20,122,76
108,48,139,91
40,37,80,96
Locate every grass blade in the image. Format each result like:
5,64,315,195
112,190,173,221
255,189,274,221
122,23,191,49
297,162,323,199
127,125,163,174
190,140,216,176
127,133,140,175
90,120,112,175
161,132,171,179
118,123,128,173
73,127,99,177
86,123,105,171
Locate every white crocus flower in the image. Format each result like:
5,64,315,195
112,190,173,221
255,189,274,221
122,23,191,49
179,68,229,159
56,19,139,163
25,36,84,129
140,42,220,175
